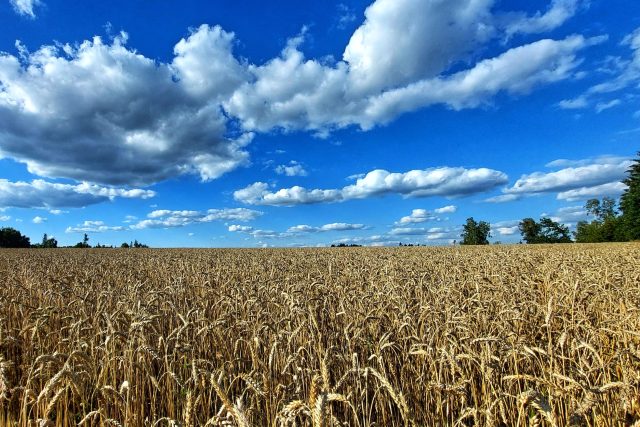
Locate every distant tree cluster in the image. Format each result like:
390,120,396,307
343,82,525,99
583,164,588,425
0,229,150,249
330,243,362,247
0,227,31,248
459,152,640,246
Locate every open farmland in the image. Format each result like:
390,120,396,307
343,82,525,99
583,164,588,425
0,245,639,426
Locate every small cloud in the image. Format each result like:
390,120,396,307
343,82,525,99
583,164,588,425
275,161,308,177
434,205,457,214
10,0,41,18
48,209,68,215
32,216,47,224
595,99,621,113
0,215,11,221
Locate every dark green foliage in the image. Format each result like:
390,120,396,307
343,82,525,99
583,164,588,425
121,240,149,248
460,217,491,245
0,227,31,248
620,152,640,240
519,217,572,244
73,233,91,248
32,233,58,248
575,197,628,243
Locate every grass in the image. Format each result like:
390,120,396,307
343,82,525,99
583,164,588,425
0,244,639,426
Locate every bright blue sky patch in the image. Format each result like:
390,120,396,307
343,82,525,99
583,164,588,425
0,0,638,247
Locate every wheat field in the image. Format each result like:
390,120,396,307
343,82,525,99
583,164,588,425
0,244,639,426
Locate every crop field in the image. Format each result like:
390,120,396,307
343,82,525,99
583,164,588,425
0,245,639,426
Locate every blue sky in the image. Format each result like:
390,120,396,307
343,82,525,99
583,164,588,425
0,0,638,247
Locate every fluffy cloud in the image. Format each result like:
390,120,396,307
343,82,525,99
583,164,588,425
0,0,597,188
235,167,507,206
10,0,41,17
0,179,155,209
275,161,308,177
397,209,437,224
504,157,631,196
0,27,250,186
557,182,627,201
0,215,10,221
132,208,262,229
287,223,367,233
435,205,457,214
32,215,46,224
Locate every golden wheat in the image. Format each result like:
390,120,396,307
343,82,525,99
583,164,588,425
0,244,638,426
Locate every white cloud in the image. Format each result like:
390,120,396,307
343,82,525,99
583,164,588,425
543,205,588,224
275,161,308,177
32,215,46,224
559,27,640,112
397,209,437,224
0,179,155,209
287,222,367,233
0,27,250,186
504,157,632,196
235,166,507,206
10,0,41,17
65,221,126,233
503,0,583,38
228,224,253,232
434,205,457,214
0,0,601,188
496,226,519,236
484,194,521,203
132,208,262,229
556,181,627,201
48,209,67,215
0,215,10,221
595,99,621,113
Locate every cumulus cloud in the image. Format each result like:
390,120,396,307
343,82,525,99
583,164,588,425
543,205,588,224
65,221,126,233
397,209,437,224
557,181,627,201
0,215,11,221
0,0,599,189
0,27,250,186
434,205,457,214
10,0,41,17
0,179,155,209
504,157,631,196
132,208,262,229
32,215,46,224
235,166,507,206
275,161,308,177
287,223,367,233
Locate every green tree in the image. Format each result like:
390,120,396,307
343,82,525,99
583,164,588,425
575,197,627,243
74,233,91,248
0,227,31,248
620,151,640,240
460,217,491,245
519,217,572,243
518,218,541,244
37,233,58,248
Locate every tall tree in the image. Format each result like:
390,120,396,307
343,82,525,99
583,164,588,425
460,217,491,245
620,151,640,240
0,227,31,248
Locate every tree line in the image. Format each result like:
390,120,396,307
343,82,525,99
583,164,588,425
461,151,640,245
0,230,148,248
